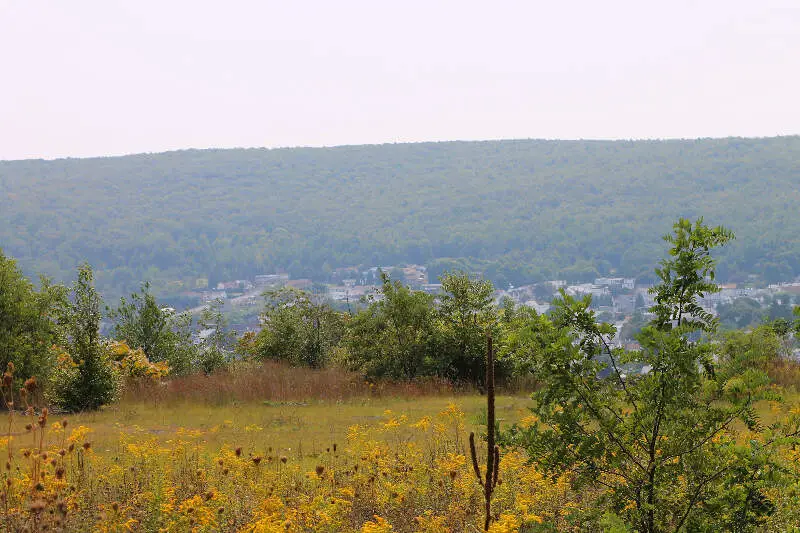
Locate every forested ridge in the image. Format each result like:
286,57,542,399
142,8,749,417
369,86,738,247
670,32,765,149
1,136,799,298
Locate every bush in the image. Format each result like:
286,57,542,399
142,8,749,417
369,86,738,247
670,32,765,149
49,265,119,411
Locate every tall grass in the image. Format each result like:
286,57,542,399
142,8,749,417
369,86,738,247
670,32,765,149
767,357,800,390
121,361,466,406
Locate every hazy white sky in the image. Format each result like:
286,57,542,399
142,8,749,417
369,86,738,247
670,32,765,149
1,0,798,160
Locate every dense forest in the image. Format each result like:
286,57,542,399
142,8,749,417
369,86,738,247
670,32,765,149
1,137,799,299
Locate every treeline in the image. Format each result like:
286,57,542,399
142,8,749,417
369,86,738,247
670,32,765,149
240,271,501,385
1,137,799,301
5,216,800,416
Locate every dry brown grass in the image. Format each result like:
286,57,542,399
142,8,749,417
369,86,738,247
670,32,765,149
767,357,800,390
121,360,468,406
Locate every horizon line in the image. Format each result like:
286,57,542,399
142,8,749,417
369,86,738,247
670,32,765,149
2,133,798,164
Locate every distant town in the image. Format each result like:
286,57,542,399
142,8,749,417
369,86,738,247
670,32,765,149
179,265,800,350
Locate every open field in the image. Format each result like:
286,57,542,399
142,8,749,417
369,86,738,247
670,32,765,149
3,392,571,532
2,356,799,532
67,395,531,465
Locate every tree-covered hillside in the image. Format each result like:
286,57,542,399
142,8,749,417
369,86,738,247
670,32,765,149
1,137,798,298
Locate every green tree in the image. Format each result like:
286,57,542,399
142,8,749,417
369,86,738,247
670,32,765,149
248,287,344,368
436,271,496,385
0,249,67,388
108,283,195,375
346,273,436,379
717,298,763,330
502,218,798,532
51,264,117,411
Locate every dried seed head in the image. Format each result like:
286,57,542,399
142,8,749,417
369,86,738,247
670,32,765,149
315,465,325,476
235,447,242,457
82,442,91,451
252,457,262,466
55,467,65,480
24,377,37,393
29,499,46,513
280,456,287,464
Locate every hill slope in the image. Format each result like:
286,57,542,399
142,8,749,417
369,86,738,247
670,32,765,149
1,137,799,297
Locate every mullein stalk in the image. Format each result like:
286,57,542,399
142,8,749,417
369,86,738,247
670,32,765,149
469,333,500,531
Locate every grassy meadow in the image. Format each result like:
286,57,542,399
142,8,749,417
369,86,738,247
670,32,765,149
0,364,576,533
3,359,800,532
70,395,529,462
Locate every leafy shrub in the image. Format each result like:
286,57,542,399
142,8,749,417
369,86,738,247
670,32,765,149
48,265,119,411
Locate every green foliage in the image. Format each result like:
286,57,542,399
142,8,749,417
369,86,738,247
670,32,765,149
346,271,507,383
2,138,800,300
247,287,345,368
196,299,236,374
717,298,764,330
717,326,780,380
108,283,196,375
501,219,800,532
0,249,68,386
346,273,436,379
619,310,647,341
50,264,118,411
435,271,497,385
649,217,733,332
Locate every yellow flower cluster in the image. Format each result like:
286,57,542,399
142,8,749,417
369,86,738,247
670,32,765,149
0,402,587,532
110,341,170,380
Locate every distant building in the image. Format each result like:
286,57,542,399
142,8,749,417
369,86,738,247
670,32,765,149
217,280,250,291
255,273,289,287
613,294,636,315
420,283,443,295
402,265,428,286
201,290,227,302
328,286,350,301
566,283,609,298
594,277,635,291
287,279,313,290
